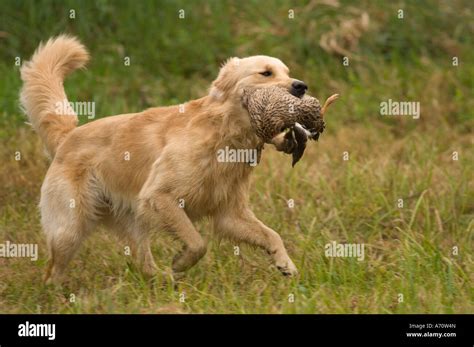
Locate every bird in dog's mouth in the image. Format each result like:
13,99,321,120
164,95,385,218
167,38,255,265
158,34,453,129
242,86,339,166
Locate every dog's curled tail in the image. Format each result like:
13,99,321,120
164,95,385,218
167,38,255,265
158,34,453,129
20,35,89,157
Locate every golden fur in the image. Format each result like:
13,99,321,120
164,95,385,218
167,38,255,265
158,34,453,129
20,35,300,284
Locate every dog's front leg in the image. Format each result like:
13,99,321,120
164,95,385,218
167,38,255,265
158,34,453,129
137,191,207,276
214,208,298,276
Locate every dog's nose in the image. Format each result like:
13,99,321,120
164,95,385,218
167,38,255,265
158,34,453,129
290,80,308,97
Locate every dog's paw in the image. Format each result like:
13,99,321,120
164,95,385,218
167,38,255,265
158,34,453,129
171,271,186,282
276,259,299,277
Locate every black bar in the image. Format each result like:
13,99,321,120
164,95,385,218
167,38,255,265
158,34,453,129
0,314,471,346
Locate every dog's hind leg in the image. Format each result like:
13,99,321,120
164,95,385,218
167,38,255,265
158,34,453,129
43,221,91,285
41,169,96,285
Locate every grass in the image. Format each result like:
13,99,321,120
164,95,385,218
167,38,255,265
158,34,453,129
0,0,473,313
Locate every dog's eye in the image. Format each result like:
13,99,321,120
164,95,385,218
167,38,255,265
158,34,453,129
260,71,272,77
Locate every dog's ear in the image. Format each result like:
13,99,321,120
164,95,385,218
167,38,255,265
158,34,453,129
210,57,240,99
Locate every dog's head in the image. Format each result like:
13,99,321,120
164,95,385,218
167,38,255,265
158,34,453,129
210,56,307,101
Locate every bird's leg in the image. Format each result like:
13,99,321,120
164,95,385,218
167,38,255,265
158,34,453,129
271,128,297,154
321,94,339,116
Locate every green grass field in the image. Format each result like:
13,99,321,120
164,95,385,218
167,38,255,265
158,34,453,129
0,0,472,313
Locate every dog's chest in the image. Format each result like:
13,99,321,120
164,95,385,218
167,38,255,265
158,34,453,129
179,161,253,219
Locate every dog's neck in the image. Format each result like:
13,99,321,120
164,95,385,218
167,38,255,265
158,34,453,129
201,95,263,150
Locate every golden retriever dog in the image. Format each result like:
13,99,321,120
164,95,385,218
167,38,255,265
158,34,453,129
20,35,309,284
